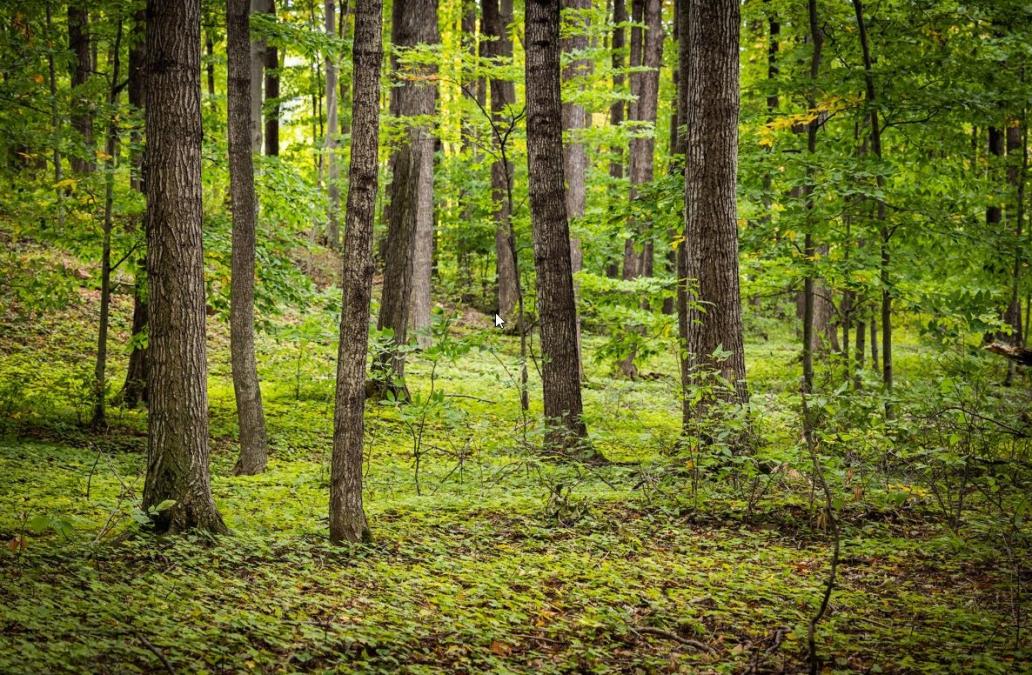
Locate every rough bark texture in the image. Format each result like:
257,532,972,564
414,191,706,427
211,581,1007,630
680,0,748,424
372,0,438,397
561,0,591,378
526,0,589,451
123,10,149,409
325,0,341,248
330,0,383,545
608,0,626,180
142,0,227,534
228,0,269,475
264,0,280,157
484,0,519,324
68,2,94,175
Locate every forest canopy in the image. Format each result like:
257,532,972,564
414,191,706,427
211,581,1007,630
0,0,1030,671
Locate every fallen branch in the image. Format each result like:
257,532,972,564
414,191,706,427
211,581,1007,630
985,342,1032,366
631,626,715,653
136,633,176,675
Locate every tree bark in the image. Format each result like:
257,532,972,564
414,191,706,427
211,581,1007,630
562,0,591,379
124,9,149,409
228,0,270,475
91,22,124,429
68,2,95,175
142,0,227,534
264,0,280,156
371,0,438,398
680,0,748,425
330,0,383,545
325,0,341,248
484,0,519,325
525,0,591,453
852,0,892,416
250,0,273,153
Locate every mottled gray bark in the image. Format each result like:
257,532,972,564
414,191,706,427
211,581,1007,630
680,0,748,425
330,0,383,545
526,0,591,453
371,0,438,398
250,0,272,152
142,0,227,534
228,0,269,475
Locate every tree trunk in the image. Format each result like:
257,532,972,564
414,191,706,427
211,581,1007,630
250,0,273,153
228,0,270,475
330,0,383,545
852,0,892,416
124,9,149,409
618,0,661,378
264,0,280,157
606,0,627,281
801,0,822,453
562,0,591,379
91,22,124,429
1005,120,1025,345
525,0,591,454
371,0,438,398
142,0,227,534
68,2,95,175
325,0,341,248
680,0,747,425
484,0,519,325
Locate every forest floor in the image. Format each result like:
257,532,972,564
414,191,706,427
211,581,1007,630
0,288,1028,673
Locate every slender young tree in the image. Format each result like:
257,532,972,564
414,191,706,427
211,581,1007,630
142,0,227,534
264,0,280,157
227,0,269,475
250,0,273,152
324,0,341,248
371,0,438,399
123,8,148,408
330,0,383,545
526,0,590,452
484,0,519,325
680,0,747,424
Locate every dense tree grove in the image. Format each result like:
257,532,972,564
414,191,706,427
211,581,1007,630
0,0,1030,670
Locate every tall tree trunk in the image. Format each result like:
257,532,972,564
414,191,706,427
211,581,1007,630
250,0,272,152
988,126,1004,227
852,0,892,416
124,9,149,409
680,0,747,425
264,0,280,156
324,0,341,248
206,32,216,101
525,0,591,454
228,0,270,475
606,0,627,279
1005,120,1025,345
371,0,438,399
91,21,124,429
142,0,227,534
68,2,95,175
561,0,591,379
618,0,661,378
330,0,383,545
485,0,519,324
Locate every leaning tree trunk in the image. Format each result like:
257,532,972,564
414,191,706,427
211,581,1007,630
484,0,519,325
371,0,438,400
330,0,383,545
680,0,748,426
142,0,227,534
68,2,95,175
525,0,592,454
324,0,341,248
123,8,149,409
228,0,270,475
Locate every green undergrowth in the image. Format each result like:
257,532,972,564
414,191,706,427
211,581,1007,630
1,293,1029,672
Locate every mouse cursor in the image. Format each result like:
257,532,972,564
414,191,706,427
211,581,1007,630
494,314,505,328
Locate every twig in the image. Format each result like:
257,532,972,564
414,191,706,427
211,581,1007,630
631,626,715,653
136,633,176,675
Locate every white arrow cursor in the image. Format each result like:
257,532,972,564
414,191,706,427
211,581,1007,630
494,314,505,328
